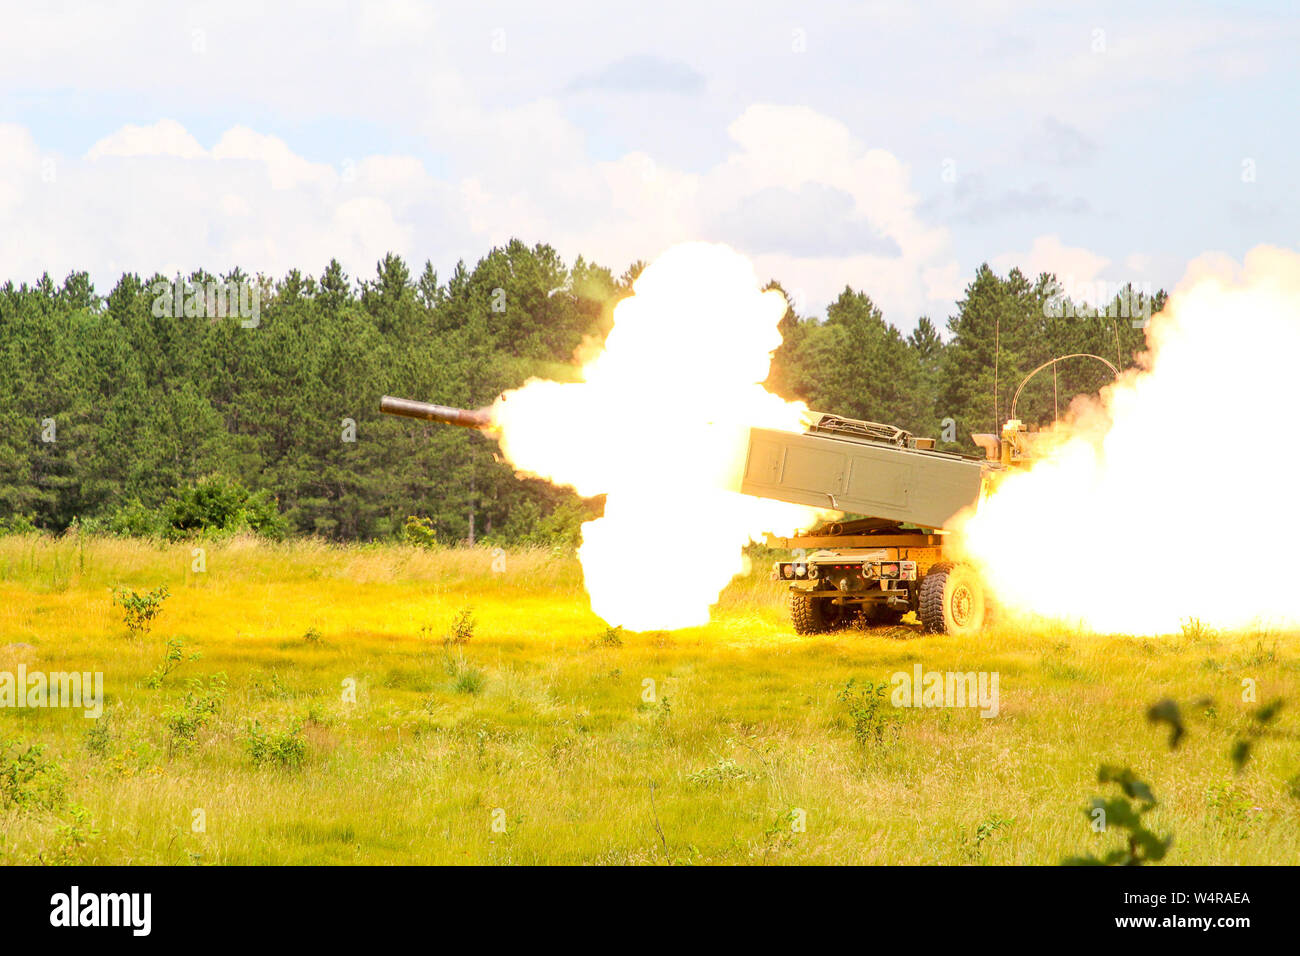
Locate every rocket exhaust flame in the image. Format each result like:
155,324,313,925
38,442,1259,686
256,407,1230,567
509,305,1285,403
955,246,1300,635
490,242,823,630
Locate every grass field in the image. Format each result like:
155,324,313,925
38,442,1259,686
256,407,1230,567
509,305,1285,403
1,532,1297,865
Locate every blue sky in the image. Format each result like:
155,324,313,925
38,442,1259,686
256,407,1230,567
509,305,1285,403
2,0,1296,326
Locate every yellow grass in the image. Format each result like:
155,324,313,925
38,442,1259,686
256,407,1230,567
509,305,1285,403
0,533,1297,864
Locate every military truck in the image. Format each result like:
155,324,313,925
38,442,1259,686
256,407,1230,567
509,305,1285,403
380,395,1033,638
740,412,1026,637
742,355,1111,635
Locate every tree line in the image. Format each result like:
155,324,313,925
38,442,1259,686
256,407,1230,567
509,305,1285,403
0,240,1165,544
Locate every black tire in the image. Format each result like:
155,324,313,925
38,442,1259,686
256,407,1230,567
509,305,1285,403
790,591,849,635
919,562,989,636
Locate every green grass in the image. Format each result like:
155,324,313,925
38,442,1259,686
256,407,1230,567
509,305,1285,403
1,533,1297,864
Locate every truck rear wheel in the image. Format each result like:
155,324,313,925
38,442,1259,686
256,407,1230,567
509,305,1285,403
919,562,988,636
790,592,848,635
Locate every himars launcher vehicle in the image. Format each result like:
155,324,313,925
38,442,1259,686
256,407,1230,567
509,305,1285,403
380,395,1036,638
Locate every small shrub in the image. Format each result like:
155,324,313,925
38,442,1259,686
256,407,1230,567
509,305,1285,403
166,674,227,751
686,758,755,787
112,585,170,638
960,816,1014,861
0,738,66,811
403,515,439,549
0,513,39,535
106,498,162,537
254,671,294,701
1064,765,1171,866
245,718,308,769
51,804,101,863
593,626,624,648
303,626,322,643
1205,782,1256,837
1180,617,1217,642
143,637,199,688
837,677,898,747
761,808,803,862
83,715,113,757
445,607,475,646
162,475,287,540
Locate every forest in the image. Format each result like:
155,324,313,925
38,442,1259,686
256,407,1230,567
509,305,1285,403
0,241,1165,545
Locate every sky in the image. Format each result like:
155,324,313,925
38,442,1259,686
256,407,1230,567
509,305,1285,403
1,0,1297,329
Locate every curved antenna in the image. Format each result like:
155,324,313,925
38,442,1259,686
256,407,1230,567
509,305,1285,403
1009,353,1120,424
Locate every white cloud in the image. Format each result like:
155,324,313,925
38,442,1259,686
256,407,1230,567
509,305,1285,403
211,128,336,190
991,234,1111,283
86,119,206,160
2,107,960,324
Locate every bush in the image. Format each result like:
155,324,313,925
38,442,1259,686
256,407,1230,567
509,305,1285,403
161,475,287,540
0,513,39,535
445,606,475,645
837,678,899,747
166,675,227,751
0,738,66,811
113,585,169,638
488,497,588,550
402,515,439,549
245,718,308,769
143,637,198,688
106,498,163,537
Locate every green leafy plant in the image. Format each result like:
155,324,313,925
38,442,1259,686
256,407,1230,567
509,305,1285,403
1065,764,1172,866
105,498,162,537
245,718,308,769
837,677,898,747
51,804,100,863
0,513,39,535
402,515,439,549
112,584,170,638
162,475,286,540
166,674,227,751
1064,694,1291,865
1230,698,1285,770
0,738,66,811
83,714,113,757
961,816,1014,862
143,637,199,688
686,757,755,787
761,807,804,864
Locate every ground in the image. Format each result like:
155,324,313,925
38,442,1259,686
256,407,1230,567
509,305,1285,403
0,534,1296,865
